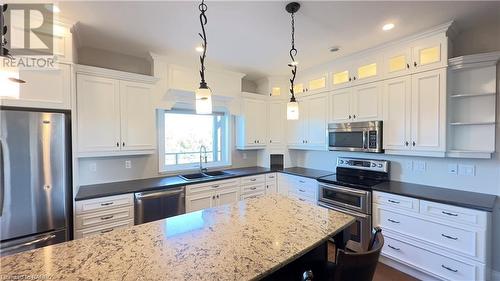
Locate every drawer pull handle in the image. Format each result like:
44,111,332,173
387,199,400,204
387,244,400,251
212,185,220,188
442,211,458,217
299,198,306,202
100,215,114,220
441,265,458,273
101,202,113,206
441,234,458,240
250,179,257,182
101,228,114,234
250,187,257,190
299,180,305,183
387,219,400,224
299,189,306,192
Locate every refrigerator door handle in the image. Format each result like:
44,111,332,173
1,234,56,252
0,138,4,217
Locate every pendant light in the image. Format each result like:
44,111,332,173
286,2,300,120
195,0,212,114
0,3,25,99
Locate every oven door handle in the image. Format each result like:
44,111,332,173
363,130,368,150
319,183,368,196
318,202,369,218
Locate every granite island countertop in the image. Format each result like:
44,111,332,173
1,194,353,281
75,166,334,201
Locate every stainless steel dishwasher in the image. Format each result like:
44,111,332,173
134,187,186,225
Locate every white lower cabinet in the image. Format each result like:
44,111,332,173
277,173,318,203
265,173,278,194
186,179,240,212
240,175,266,200
373,191,491,281
75,194,135,239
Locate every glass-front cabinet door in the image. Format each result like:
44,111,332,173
331,63,352,90
352,56,382,85
306,73,329,94
411,36,447,73
383,47,412,79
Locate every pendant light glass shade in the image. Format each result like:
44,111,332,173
0,66,21,99
195,87,213,114
287,100,299,120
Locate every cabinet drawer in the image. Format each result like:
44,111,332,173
75,206,134,230
241,191,265,200
291,185,317,200
289,192,316,204
374,204,485,261
241,183,266,195
373,191,419,213
187,179,239,195
266,173,277,183
289,175,316,187
76,193,134,214
240,175,265,186
74,219,134,239
382,235,483,281
420,200,488,228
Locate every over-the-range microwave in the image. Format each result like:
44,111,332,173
328,121,383,153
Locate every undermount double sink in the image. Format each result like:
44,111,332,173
179,170,233,181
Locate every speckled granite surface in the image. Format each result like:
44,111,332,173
1,194,354,281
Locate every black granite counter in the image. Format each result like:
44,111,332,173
373,181,497,212
75,166,333,201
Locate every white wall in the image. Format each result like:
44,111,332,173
78,47,152,75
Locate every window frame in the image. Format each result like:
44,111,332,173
157,108,231,173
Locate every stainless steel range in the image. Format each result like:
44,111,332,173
318,157,389,250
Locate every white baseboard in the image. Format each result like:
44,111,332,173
492,270,500,281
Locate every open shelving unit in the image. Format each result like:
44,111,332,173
446,52,500,159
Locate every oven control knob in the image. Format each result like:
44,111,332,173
377,164,383,168
371,163,376,167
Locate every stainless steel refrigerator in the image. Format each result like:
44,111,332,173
0,108,71,256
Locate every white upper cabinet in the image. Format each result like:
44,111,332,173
329,82,382,123
331,62,353,90
296,72,330,95
1,63,71,110
383,76,412,151
77,74,121,153
287,94,328,150
383,47,412,79
410,68,446,152
411,36,447,73
352,56,382,85
329,88,352,123
383,68,446,155
119,81,155,151
268,101,286,145
236,98,267,150
351,83,382,122
76,66,157,156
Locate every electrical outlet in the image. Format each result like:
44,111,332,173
458,164,475,176
413,161,426,173
89,162,97,172
447,164,458,175
242,153,247,160
125,160,132,169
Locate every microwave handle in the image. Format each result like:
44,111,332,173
363,131,368,149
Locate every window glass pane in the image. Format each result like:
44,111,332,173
164,112,224,166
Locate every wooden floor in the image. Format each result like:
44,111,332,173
327,242,419,281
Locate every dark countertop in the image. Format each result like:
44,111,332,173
373,181,497,212
75,166,333,201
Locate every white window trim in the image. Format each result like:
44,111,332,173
157,108,232,174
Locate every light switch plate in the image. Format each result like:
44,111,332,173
89,162,97,172
413,161,426,173
458,164,475,176
447,164,458,175
125,160,132,169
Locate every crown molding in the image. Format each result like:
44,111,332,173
74,64,158,84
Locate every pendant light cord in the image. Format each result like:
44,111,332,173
0,4,13,59
198,0,208,88
289,11,297,102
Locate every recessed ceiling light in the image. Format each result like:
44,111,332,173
382,23,395,31
329,46,340,53
195,46,204,53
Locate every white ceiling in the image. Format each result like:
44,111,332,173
59,1,500,80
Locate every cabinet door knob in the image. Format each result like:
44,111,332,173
122,142,125,147
216,195,219,199
349,77,352,82
212,195,216,199
348,115,352,119
269,140,272,143
406,63,410,69
405,141,409,146
353,76,357,81
414,61,417,67
353,115,356,119
412,141,416,147
116,142,119,147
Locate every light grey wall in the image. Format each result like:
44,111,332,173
453,16,500,57
77,47,152,75
78,116,258,186
241,78,258,93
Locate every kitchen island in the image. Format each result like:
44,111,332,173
1,194,354,281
